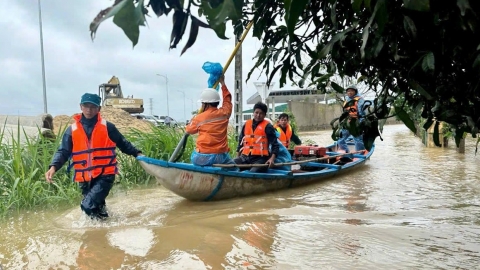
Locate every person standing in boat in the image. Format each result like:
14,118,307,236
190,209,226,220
273,113,302,149
337,85,366,153
186,75,236,167
44,93,143,220
234,102,279,173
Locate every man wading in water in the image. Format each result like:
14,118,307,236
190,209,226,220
44,93,143,220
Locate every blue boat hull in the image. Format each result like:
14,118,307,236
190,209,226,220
136,142,374,201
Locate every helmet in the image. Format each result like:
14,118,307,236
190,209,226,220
199,88,221,103
345,85,358,94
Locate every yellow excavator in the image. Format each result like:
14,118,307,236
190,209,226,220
98,76,144,113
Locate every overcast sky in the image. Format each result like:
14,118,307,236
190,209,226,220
0,0,292,121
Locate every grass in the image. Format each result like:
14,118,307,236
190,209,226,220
0,123,238,218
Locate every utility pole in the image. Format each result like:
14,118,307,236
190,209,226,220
156,74,169,116
234,33,243,138
177,89,186,122
186,98,194,114
38,0,48,113
149,98,153,115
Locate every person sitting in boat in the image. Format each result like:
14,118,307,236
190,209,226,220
234,102,279,173
337,85,366,153
265,118,292,171
186,75,236,167
273,113,302,149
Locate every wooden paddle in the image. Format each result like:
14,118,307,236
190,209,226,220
212,151,365,168
169,21,255,163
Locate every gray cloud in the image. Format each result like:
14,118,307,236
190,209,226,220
0,0,288,122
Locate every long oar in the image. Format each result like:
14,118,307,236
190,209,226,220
169,21,255,163
211,151,365,168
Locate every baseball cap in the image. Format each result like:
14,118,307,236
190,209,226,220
80,93,101,106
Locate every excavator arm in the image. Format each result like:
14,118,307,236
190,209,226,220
98,76,144,113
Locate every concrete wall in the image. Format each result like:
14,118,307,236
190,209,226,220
288,101,402,131
0,115,43,127
288,101,343,131
0,114,52,145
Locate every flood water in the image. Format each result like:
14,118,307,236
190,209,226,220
1,124,479,269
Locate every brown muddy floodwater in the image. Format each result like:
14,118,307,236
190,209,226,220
0,124,479,269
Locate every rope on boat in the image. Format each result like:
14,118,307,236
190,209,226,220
212,151,365,168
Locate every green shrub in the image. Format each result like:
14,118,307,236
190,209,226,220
0,124,238,218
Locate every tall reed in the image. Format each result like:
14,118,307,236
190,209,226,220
0,123,238,217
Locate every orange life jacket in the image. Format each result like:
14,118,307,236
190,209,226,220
343,96,360,118
241,119,270,156
69,114,117,182
274,124,292,147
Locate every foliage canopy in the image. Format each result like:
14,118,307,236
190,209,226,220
91,0,480,147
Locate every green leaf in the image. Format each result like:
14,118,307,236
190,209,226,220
170,10,188,49
403,0,430,12
364,0,372,10
267,65,283,87
433,121,441,146
422,52,435,72
457,0,472,16
454,127,465,147
360,0,380,59
135,0,147,26
318,31,346,59
165,0,182,9
373,38,384,57
284,0,310,37
180,16,200,56
318,43,333,59
273,50,282,63
465,116,476,130
305,44,316,59
352,0,363,13
150,0,170,17
330,81,344,94
375,0,388,33
280,64,290,87
423,118,434,130
113,0,140,47
314,73,333,84
310,63,321,80
403,15,417,38
394,105,417,134
298,79,305,88
90,0,130,40
409,80,433,100
473,54,480,68
295,50,304,70
246,47,269,82
200,0,242,40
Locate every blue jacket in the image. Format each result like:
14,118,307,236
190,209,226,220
49,114,141,171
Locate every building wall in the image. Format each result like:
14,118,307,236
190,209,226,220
288,101,343,131
288,101,402,131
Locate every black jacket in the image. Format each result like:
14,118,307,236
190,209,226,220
49,114,141,171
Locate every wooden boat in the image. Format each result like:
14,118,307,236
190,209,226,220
136,141,374,201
